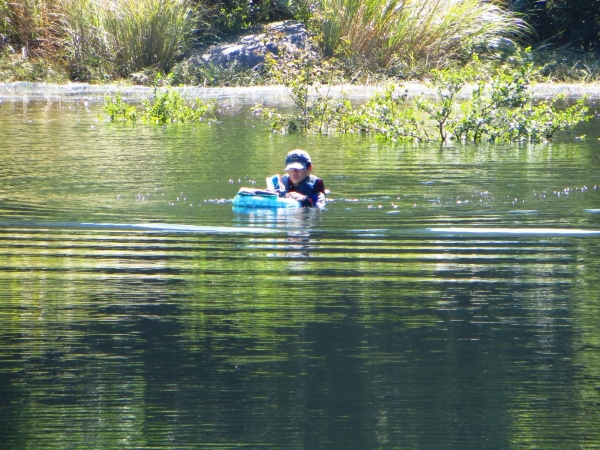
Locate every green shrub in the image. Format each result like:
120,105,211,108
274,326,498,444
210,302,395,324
348,85,426,141
0,50,68,82
487,96,591,143
256,52,592,144
104,88,216,124
142,88,215,123
255,48,350,133
406,56,591,143
104,92,139,121
201,0,296,33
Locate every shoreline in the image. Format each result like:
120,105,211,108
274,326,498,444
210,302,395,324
2,81,600,105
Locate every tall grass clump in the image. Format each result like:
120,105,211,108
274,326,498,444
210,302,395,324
0,0,53,50
316,0,527,73
103,0,199,75
54,0,107,79
57,0,200,80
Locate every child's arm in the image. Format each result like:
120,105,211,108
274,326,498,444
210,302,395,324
266,174,286,195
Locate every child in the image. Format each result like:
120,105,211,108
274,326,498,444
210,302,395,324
278,149,326,207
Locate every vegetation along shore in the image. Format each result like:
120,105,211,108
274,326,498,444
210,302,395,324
2,0,600,143
2,0,600,86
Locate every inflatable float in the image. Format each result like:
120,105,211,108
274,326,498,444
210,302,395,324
232,188,301,208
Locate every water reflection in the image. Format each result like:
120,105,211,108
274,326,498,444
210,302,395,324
1,100,600,449
233,205,324,259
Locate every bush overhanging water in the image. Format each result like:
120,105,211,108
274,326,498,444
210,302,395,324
103,49,591,145
253,51,592,143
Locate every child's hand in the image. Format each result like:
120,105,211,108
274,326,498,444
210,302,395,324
286,192,307,202
315,193,326,206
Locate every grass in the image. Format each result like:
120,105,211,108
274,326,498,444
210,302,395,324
532,47,600,83
0,0,52,49
1,0,201,81
101,0,199,76
170,59,267,87
0,50,68,82
316,0,528,73
58,0,200,80
1,0,600,85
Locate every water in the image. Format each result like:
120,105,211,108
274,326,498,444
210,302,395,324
1,97,600,449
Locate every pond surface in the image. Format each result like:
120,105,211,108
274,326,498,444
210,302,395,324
1,96,600,449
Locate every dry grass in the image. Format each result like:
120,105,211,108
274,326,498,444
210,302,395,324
532,47,600,83
318,0,528,72
0,0,54,50
1,0,200,80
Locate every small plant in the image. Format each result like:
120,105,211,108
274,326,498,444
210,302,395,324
104,92,139,122
104,88,216,124
489,96,591,142
141,88,215,124
414,67,475,141
348,85,426,141
255,45,349,133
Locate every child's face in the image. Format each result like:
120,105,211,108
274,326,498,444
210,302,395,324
286,166,311,185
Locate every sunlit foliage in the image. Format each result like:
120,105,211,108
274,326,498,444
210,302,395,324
104,88,216,124
256,51,592,144
314,0,528,73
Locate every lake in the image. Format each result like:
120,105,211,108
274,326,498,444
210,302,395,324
1,91,600,449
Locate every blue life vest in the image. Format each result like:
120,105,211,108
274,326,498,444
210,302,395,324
281,174,321,197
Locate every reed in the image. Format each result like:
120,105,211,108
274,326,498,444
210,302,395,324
317,0,527,71
101,0,198,76
56,0,198,79
53,0,108,78
0,0,53,50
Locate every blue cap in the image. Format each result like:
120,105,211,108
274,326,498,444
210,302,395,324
285,149,312,171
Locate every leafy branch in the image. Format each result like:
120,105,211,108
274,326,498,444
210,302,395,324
103,88,215,124
255,51,592,144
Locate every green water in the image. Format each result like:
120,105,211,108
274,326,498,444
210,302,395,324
1,97,600,449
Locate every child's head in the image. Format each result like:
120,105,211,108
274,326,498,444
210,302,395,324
285,149,313,186
285,149,312,172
